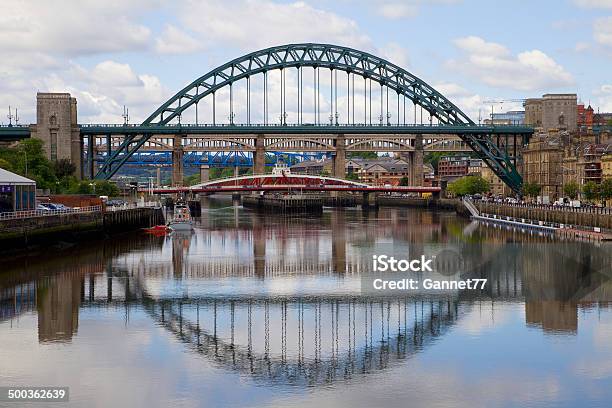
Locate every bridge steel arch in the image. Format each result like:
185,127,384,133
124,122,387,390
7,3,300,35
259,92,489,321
95,43,524,192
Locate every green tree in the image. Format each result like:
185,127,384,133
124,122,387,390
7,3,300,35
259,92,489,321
184,173,201,186
94,180,120,197
582,181,600,202
54,158,76,179
563,181,580,200
2,139,58,190
600,179,612,201
346,172,359,181
399,176,409,186
522,182,541,199
599,179,612,201
448,176,490,196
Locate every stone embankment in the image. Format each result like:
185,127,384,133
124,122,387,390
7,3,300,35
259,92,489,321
0,207,164,249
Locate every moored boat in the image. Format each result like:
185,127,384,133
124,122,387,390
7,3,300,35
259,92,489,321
168,202,193,231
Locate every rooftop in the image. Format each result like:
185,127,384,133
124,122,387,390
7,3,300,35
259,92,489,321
0,168,36,185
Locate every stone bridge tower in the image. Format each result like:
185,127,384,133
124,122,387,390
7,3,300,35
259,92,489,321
32,93,82,179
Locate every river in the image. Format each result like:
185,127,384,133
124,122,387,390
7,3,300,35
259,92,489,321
1,198,611,408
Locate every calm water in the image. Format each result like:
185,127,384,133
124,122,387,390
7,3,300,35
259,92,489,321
1,198,611,408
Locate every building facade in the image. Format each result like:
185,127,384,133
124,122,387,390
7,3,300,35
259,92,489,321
438,156,471,179
524,94,578,132
522,134,563,200
483,110,525,126
481,164,511,197
0,168,36,213
524,98,543,127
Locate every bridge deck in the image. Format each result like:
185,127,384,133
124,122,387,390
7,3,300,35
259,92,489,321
79,123,533,135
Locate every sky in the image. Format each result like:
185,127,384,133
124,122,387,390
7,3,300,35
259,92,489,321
1,0,612,125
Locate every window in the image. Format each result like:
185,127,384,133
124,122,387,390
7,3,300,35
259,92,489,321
50,131,58,161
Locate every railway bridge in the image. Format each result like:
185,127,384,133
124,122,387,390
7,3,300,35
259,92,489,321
0,43,535,192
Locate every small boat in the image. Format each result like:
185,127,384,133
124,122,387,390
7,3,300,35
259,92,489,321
167,202,194,231
144,224,171,235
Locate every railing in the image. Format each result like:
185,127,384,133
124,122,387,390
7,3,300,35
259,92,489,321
105,201,161,211
79,122,531,129
474,200,612,215
0,205,102,220
0,202,162,220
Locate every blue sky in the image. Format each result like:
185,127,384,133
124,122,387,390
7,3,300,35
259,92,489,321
1,0,611,124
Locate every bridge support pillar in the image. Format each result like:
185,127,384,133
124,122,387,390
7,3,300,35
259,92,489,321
253,214,266,277
253,134,266,175
87,134,94,179
333,135,346,179
411,134,424,187
362,192,378,209
172,135,184,187
200,165,210,183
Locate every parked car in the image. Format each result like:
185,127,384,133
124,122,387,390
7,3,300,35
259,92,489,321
38,203,58,210
106,199,126,207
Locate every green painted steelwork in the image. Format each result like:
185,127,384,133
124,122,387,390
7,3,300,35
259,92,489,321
93,43,530,192
92,44,530,191
80,123,533,136
0,126,30,140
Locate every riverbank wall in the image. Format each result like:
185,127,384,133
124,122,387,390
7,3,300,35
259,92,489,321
473,202,612,231
0,207,164,249
376,197,464,212
243,195,323,213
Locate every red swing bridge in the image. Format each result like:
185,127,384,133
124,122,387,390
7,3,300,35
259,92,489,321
141,173,441,195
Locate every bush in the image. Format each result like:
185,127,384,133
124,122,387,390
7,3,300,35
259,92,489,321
522,182,541,198
582,181,600,202
600,179,612,201
447,176,490,196
563,181,579,200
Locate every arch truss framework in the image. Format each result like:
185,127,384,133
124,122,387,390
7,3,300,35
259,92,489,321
91,43,531,192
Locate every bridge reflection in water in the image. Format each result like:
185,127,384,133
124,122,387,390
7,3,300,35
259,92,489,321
1,206,611,388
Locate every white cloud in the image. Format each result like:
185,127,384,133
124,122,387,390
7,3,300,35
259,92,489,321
573,0,612,8
594,84,612,111
176,0,372,51
0,0,155,56
155,25,203,55
0,61,169,125
378,3,419,19
448,36,574,91
371,0,461,20
90,61,144,87
594,17,612,47
433,82,486,121
379,42,411,68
